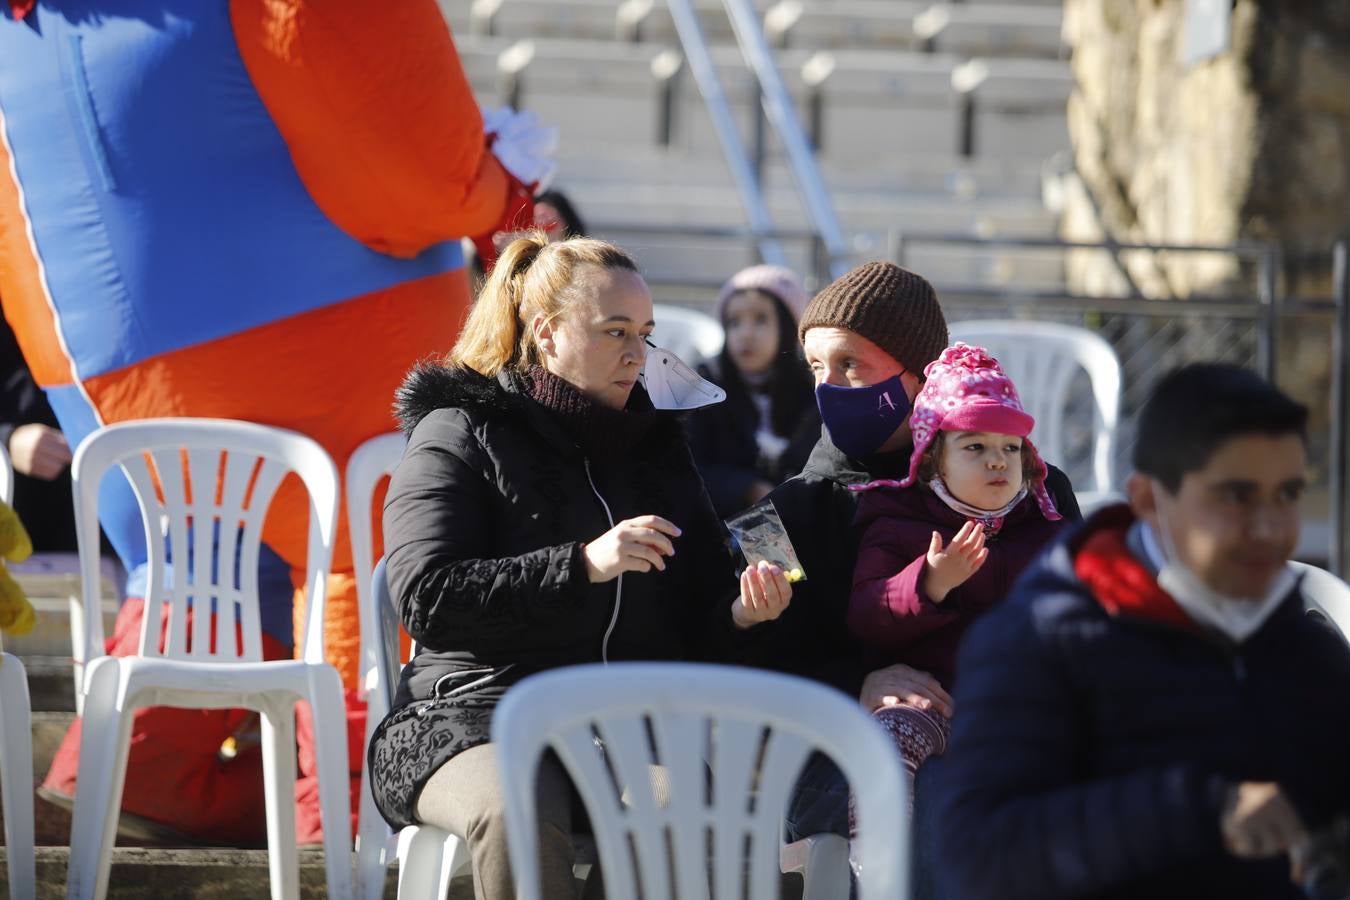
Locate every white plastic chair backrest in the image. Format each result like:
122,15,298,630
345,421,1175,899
345,432,406,701
949,320,1122,496
0,439,12,506
369,557,403,714
493,662,908,900
1293,561,1350,644
653,303,725,364
71,418,339,668
0,441,9,655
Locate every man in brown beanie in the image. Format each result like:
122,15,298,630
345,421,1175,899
735,261,1082,882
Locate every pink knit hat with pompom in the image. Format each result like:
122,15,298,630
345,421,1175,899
901,343,1060,520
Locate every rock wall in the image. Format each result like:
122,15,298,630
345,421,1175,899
1061,0,1350,298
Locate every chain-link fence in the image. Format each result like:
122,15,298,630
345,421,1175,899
898,234,1345,573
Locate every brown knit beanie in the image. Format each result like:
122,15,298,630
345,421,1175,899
798,261,949,375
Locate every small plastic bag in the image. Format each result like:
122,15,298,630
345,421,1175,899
725,500,806,582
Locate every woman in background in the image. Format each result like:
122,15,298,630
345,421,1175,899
687,265,821,516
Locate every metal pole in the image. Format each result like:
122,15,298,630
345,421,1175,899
751,75,766,190
720,0,851,278
1257,247,1280,384
1331,241,1349,577
666,0,787,267
887,227,906,268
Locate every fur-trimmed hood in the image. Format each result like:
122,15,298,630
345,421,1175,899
393,361,685,450
394,361,505,434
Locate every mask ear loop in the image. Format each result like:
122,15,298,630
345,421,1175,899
1150,480,1182,565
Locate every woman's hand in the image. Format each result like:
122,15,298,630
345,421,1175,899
923,520,988,603
582,515,681,583
860,663,954,716
731,560,792,629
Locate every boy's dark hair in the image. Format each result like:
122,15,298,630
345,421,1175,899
1132,363,1308,491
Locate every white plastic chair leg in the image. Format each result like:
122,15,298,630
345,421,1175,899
305,667,355,900
781,834,850,900
259,699,301,900
356,769,393,900
65,659,136,900
0,653,36,900
396,825,469,900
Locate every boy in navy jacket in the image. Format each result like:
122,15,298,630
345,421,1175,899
933,363,1350,900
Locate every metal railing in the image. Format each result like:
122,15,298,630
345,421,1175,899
663,0,850,279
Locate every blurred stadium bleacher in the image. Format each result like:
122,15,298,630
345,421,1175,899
440,0,1071,297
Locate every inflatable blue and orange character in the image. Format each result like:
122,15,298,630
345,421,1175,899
0,0,554,842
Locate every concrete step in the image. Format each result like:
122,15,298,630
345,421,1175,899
0,846,806,899
0,846,417,899
19,656,79,713
29,712,70,784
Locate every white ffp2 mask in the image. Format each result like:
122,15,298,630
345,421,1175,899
639,346,726,411
1145,482,1298,643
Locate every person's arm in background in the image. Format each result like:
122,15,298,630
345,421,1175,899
934,597,1231,900
0,314,70,480
229,0,543,259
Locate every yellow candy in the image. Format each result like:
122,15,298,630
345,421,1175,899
0,502,35,636
0,501,32,563
786,567,805,583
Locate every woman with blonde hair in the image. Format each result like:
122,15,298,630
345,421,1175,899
367,234,792,899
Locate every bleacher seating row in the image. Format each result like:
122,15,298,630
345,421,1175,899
448,0,1065,59
437,0,1074,295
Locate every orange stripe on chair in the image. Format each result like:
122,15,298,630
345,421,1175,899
0,110,76,388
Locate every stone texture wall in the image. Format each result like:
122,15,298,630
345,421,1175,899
1061,0,1350,298
1060,1,1350,564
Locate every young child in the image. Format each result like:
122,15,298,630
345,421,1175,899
847,343,1067,787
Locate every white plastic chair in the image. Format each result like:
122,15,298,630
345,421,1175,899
493,662,909,900
360,558,471,900
343,432,428,900
63,419,353,900
1294,561,1350,644
0,440,36,900
949,320,1123,512
653,303,725,365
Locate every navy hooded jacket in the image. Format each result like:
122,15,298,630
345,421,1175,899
932,505,1350,900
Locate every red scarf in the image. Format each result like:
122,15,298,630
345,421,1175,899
1073,514,1197,632
9,0,35,20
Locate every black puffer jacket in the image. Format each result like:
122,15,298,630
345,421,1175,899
383,364,741,712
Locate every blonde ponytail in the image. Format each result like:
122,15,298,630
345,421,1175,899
451,234,549,375
450,231,639,376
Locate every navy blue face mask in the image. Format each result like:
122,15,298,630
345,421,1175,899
814,373,912,459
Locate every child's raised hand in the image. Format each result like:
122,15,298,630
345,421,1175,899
923,520,988,603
